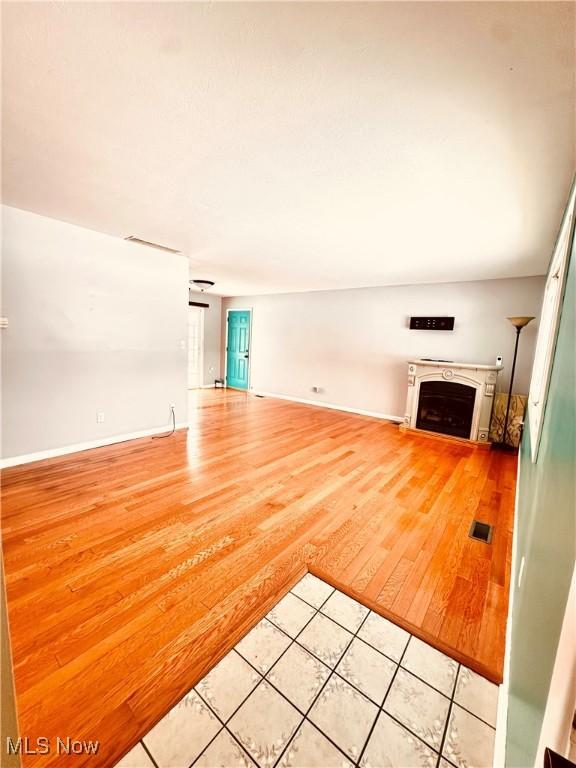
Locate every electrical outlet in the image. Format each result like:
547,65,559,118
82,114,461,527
96,412,105,424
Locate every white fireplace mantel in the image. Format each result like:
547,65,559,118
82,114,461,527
402,359,503,443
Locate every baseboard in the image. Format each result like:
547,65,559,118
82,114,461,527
250,390,403,423
0,422,189,469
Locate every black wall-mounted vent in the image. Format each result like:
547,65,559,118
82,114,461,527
469,520,493,544
409,316,455,330
189,301,210,308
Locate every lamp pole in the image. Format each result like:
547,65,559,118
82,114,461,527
497,316,534,450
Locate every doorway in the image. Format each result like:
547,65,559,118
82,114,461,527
226,309,251,390
188,305,204,389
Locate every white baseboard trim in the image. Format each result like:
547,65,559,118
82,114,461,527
250,390,403,423
0,422,189,469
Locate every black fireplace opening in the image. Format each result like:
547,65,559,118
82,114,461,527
416,380,476,439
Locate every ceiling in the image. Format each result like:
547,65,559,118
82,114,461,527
2,2,574,296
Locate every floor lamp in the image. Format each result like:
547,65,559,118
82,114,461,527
496,315,534,450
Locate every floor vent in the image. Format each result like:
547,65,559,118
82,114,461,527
469,520,493,544
254,394,265,398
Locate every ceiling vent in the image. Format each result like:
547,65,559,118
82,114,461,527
124,236,181,254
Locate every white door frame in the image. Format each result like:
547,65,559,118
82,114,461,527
224,308,253,390
188,305,205,389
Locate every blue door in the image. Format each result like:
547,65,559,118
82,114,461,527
226,310,251,389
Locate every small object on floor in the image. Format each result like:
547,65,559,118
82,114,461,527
214,378,225,388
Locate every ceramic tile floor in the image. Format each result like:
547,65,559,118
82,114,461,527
116,574,499,768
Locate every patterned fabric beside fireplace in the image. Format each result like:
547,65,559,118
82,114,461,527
489,393,528,448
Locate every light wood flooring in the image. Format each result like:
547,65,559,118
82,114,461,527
1,389,516,767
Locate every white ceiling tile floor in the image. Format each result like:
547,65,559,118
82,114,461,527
115,575,498,768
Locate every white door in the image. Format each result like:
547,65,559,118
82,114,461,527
188,306,204,389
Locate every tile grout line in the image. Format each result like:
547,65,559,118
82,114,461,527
270,586,355,767
355,630,413,767
190,660,262,768
188,698,256,768
195,580,340,768
269,586,369,768
139,738,160,768
434,663,461,768
270,591,401,767
272,632,447,763
285,625,452,761
190,583,333,767
450,700,498,731
189,622,292,767
303,604,498,734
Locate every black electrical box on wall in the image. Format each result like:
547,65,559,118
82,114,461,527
409,316,455,330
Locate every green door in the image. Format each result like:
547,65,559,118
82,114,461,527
226,310,251,390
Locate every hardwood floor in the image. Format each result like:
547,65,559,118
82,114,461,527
1,389,516,767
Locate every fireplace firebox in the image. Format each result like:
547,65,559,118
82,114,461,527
416,380,476,439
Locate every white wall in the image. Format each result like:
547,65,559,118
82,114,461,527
222,277,544,418
1,206,189,461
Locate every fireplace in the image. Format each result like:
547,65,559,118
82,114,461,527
402,359,502,443
416,380,476,439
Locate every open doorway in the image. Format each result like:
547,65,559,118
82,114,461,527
188,305,204,389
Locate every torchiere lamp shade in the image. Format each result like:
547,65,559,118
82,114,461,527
507,316,535,329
